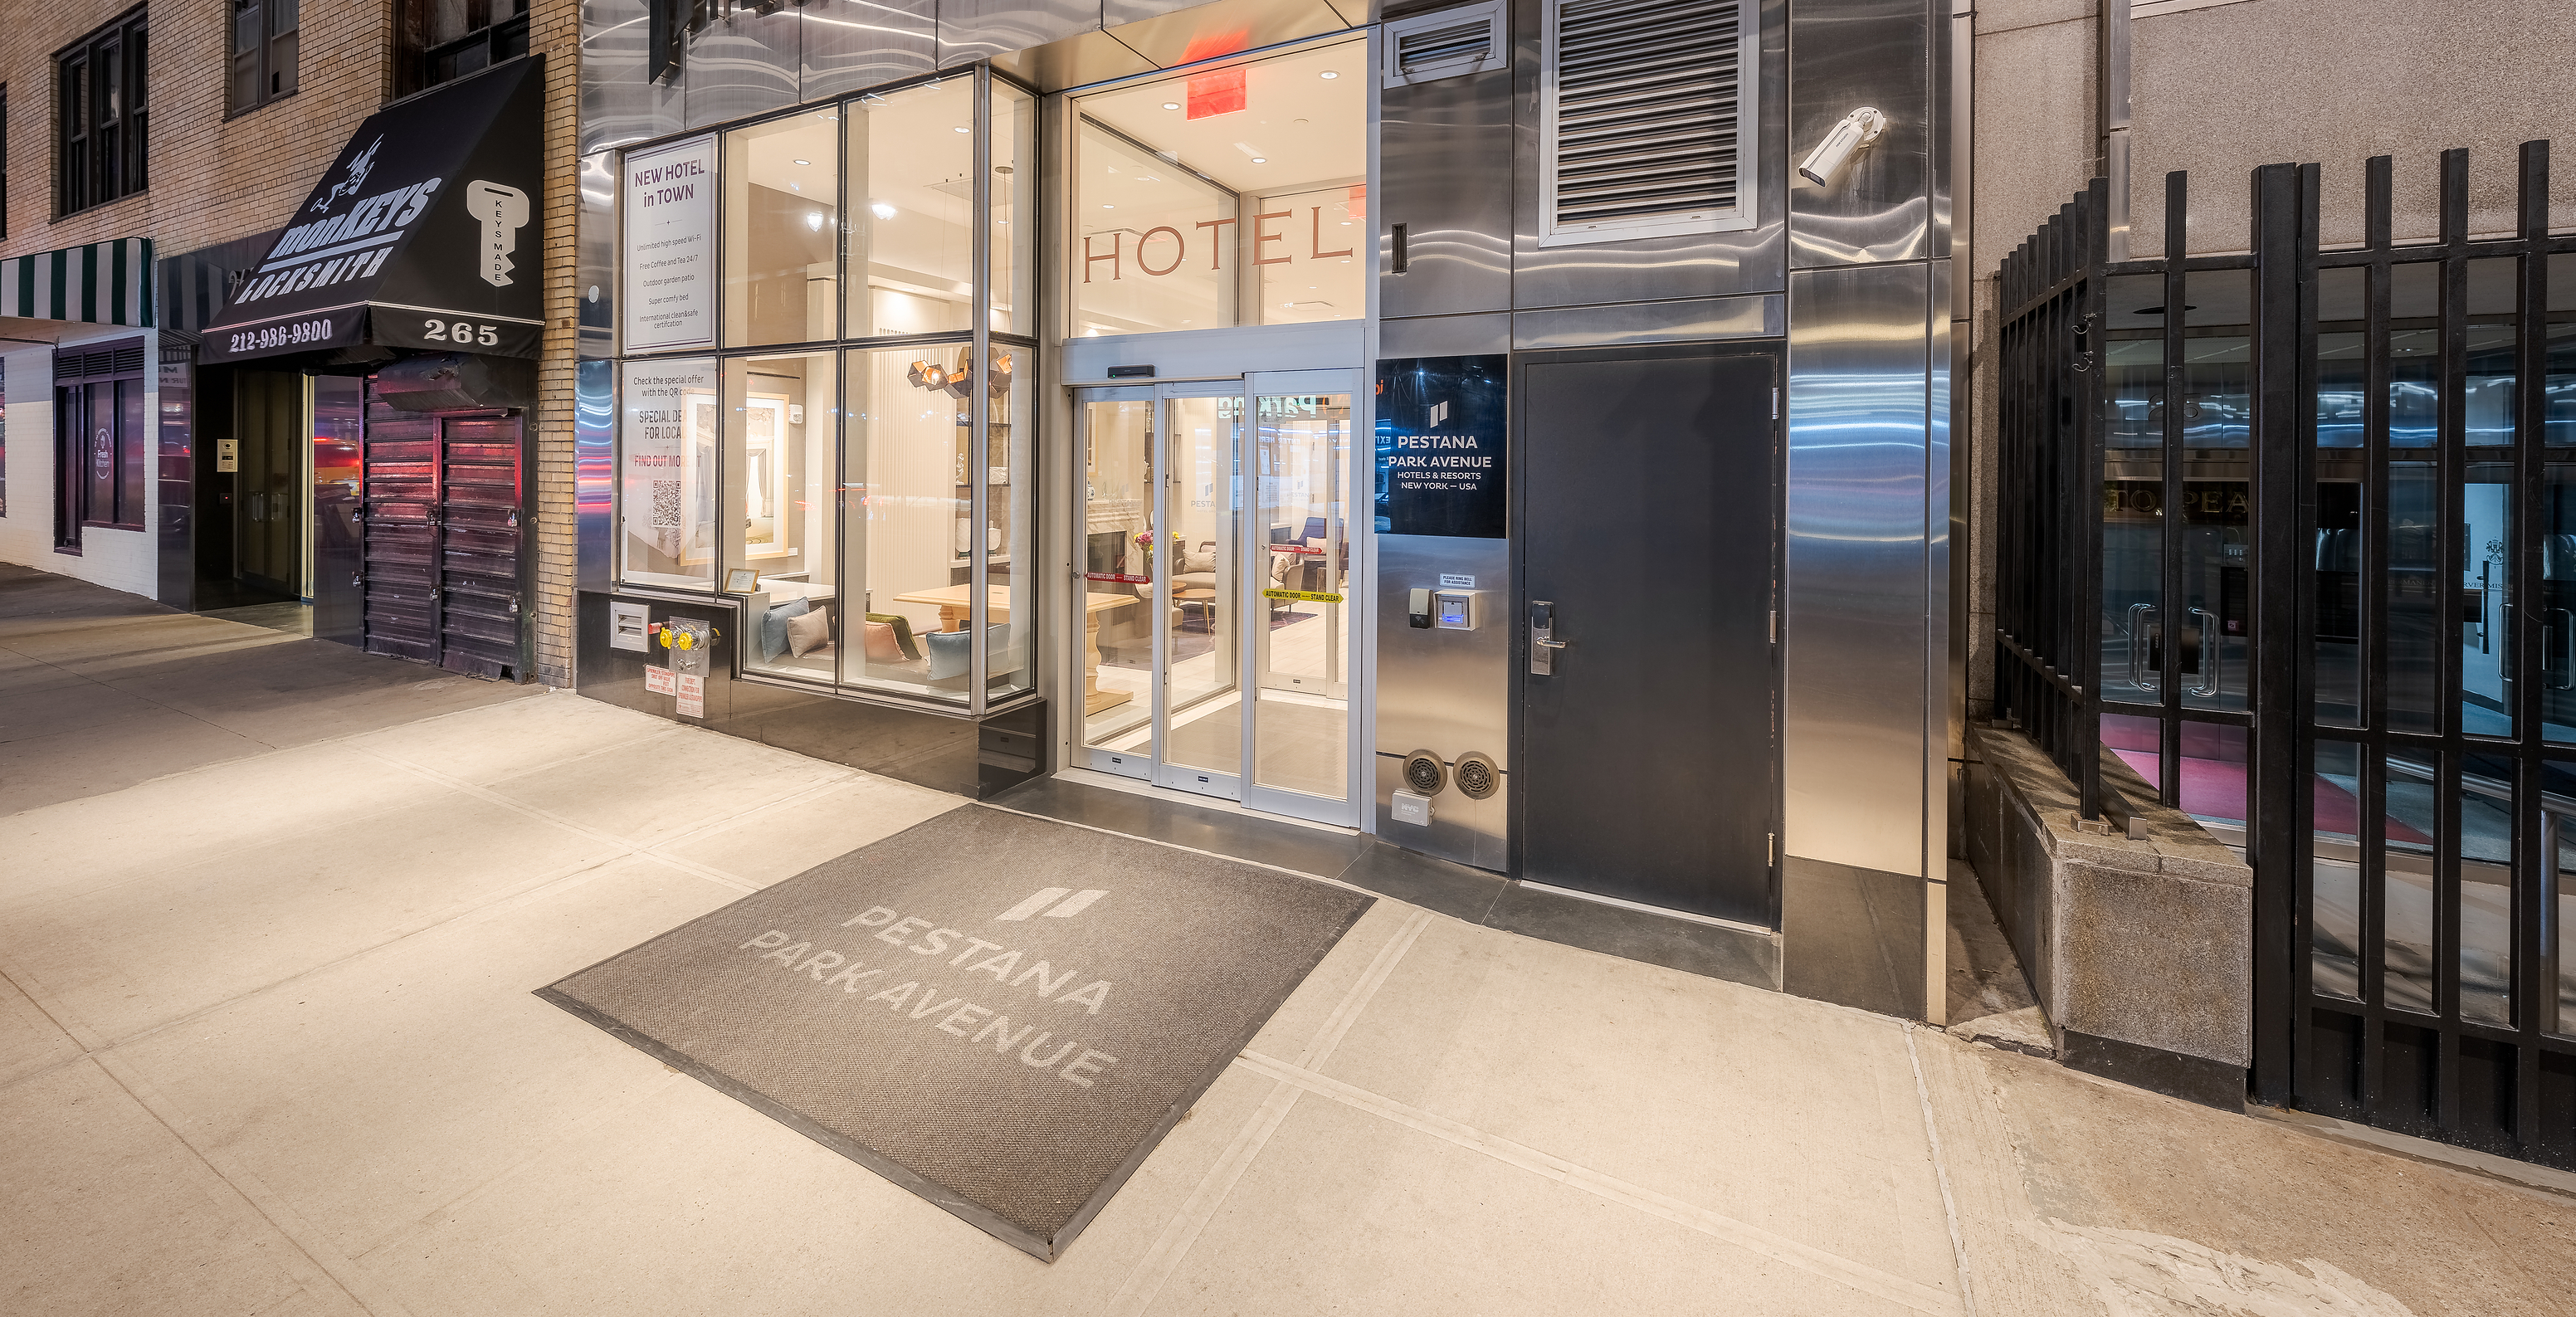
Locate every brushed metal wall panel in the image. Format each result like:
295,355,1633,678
1785,0,1931,269
685,8,804,130
940,0,1105,69
1381,312,1509,357
806,0,939,102
1374,534,1511,869
1378,64,1513,319
1510,295,1778,350
580,0,683,154
1783,261,1927,877
1925,257,1951,878
988,29,1155,90
1508,0,1788,310
578,152,617,360
577,359,616,594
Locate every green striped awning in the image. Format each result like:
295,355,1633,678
0,238,156,327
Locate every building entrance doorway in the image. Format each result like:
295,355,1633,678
1074,371,1359,825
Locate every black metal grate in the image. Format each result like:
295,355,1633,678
1544,0,1742,232
1998,140,2576,1170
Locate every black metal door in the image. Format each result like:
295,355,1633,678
359,402,528,678
1516,344,1779,925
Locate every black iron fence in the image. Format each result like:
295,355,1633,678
1996,143,2576,1168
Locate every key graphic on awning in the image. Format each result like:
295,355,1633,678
997,887,1110,921
468,180,531,287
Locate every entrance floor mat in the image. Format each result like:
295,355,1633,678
539,804,1372,1260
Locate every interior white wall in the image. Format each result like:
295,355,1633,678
0,333,163,601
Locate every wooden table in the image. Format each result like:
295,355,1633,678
892,584,1139,715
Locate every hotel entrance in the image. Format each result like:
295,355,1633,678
1075,371,1359,825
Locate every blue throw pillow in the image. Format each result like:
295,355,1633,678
760,595,809,661
925,623,1011,680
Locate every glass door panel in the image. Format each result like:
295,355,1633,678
1158,390,1244,795
1248,388,1354,810
1077,390,1156,775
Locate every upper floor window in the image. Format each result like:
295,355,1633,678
56,8,149,217
399,0,530,96
229,0,299,114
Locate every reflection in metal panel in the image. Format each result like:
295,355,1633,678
579,0,683,154
1510,294,1777,350
577,359,616,594
1374,534,1510,869
939,0,1103,69
1378,50,1514,319
1783,261,1927,877
804,0,938,103
1380,311,1510,358
578,152,616,361
685,7,804,130
1783,0,1930,269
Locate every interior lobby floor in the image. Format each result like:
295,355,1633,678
4,563,2574,1317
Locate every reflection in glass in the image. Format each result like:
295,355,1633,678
2383,750,2440,1015
2458,754,2515,1026
2317,332,2365,449
991,79,1037,338
2388,461,2440,732
725,353,839,680
2179,480,2248,712
2182,337,2251,448
847,78,978,339
988,348,1035,700
1252,393,1353,800
2465,258,2519,447
2101,469,2163,705
2177,720,2248,829
2461,467,2513,739
723,110,841,348
842,345,971,702
2391,262,2441,449
1070,37,1368,337
2102,711,2163,793
2315,480,2362,727
2311,740,2363,1001
2551,252,2576,446
2549,760,2576,1037
618,357,720,590
1080,397,1157,759
1161,394,1242,777
2544,468,2576,744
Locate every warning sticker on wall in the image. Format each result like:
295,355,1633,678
676,674,704,718
1260,588,1344,603
645,666,675,695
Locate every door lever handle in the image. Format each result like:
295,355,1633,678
1534,637,1569,649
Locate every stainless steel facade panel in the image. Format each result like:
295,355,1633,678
580,0,683,154
989,29,1156,89
1925,256,1951,882
577,359,616,593
685,9,807,130
1380,312,1510,357
1508,0,1788,310
1378,63,1514,319
1784,0,1931,269
805,0,940,101
939,0,1106,68
1374,534,1510,869
578,152,617,361
1510,295,1778,350
1783,261,1928,878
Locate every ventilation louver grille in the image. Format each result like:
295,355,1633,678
56,339,148,381
1383,2,1507,84
1542,0,1753,245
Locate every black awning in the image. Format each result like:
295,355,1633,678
200,57,545,366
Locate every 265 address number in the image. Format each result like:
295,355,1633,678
422,318,500,347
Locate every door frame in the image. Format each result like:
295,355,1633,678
1507,339,1786,927
1065,369,1368,826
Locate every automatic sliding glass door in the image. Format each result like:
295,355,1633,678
1071,373,1359,822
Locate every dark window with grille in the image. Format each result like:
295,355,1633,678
56,9,148,217
398,0,531,96
54,339,149,549
229,0,300,114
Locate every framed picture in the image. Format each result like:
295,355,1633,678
724,567,759,593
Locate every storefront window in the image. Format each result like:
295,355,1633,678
619,357,719,590
992,79,1037,339
844,343,971,702
723,110,842,349
724,351,840,680
1071,37,1366,339
847,78,978,339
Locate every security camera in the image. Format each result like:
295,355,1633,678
1798,107,1891,188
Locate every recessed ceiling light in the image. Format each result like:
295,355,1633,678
1320,71,1339,79
871,202,896,219
793,158,811,165
954,125,970,133
1162,102,1181,110
1103,204,1115,209
1251,157,1267,163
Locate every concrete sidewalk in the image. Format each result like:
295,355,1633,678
3,564,2570,1317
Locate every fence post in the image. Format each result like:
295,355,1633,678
2248,159,2307,1106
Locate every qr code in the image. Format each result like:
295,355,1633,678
651,480,681,529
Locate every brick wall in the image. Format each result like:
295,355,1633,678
0,0,391,261
532,0,578,686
